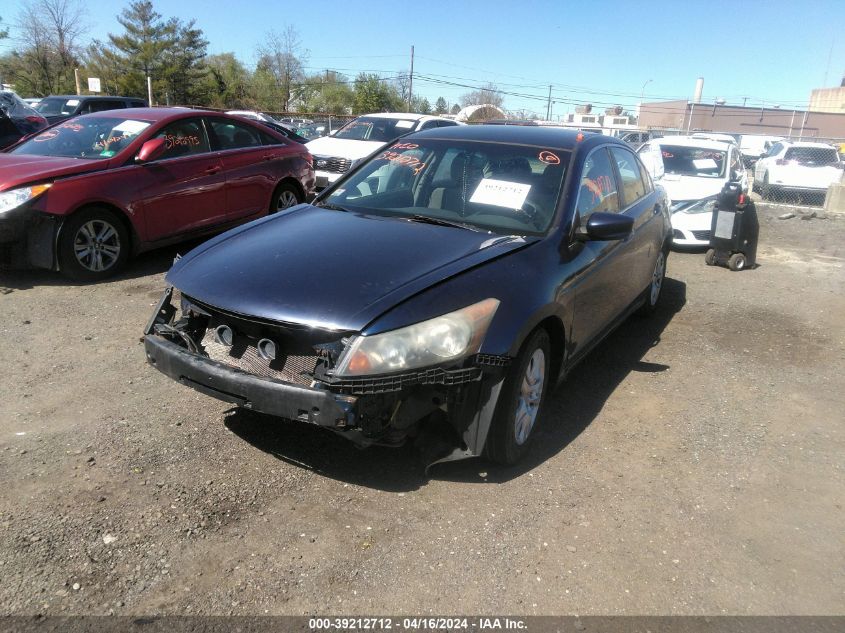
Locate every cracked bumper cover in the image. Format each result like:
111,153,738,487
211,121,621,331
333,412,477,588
144,334,355,427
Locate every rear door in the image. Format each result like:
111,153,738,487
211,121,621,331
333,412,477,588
206,117,292,221
134,117,228,241
609,145,664,294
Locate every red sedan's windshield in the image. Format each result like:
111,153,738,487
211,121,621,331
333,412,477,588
11,117,152,160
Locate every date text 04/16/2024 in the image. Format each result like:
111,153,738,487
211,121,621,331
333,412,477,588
308,617,527,630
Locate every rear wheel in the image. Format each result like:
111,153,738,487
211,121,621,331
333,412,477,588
270,182,302,213
637,248,667,316
58,207,129,281
705,248,717,266
728,252,746,271
485,329,551,465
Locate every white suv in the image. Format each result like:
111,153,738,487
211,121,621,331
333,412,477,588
753,141,842,199
306,113,460,189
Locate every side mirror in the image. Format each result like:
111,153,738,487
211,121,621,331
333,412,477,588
578,212,634,241
136,137,167,163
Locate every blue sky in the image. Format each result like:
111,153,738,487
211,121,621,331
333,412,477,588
4,0,844,116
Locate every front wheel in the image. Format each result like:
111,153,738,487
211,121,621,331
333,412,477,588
485,329,551,465
705,248,717,266
58,207,129,281
270,182,302,213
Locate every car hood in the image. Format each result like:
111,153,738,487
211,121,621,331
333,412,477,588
658,174,725,202
0,153,107,190
305,136,386,160
167,205,537,332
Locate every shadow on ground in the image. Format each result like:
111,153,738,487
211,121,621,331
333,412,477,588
224,278,687,492
0,239,205,291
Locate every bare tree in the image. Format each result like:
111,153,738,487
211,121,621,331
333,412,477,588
461,82,504,108
11,0,87,94
255,26,308,112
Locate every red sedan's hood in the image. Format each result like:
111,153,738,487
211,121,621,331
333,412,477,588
0,154,109,191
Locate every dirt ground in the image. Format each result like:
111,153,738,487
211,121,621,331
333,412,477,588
0,203,842,616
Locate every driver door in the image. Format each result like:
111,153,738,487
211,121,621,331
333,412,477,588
134,118,227,242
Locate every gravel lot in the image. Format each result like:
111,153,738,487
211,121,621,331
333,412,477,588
0,203,842,616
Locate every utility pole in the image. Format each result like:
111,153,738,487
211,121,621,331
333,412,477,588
74,68,81,95
408,45,414,110
147,76,153,106
546,85,552,120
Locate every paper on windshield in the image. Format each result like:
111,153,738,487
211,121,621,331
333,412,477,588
66,99,80,106
470,178,531,209
394,120,414,129
113,120,150,135
693,158,718,170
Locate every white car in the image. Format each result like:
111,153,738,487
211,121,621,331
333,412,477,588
639,136,747,247
753,141,842,199
306,113,461,189
225,110,288,126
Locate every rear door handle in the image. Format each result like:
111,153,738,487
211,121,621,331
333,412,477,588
261,154,274,161
204,166,221,175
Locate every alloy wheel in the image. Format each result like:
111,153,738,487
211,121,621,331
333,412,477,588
73,219,121,272
514,348,545,446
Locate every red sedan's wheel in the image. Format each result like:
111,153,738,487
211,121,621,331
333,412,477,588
58,207,129,281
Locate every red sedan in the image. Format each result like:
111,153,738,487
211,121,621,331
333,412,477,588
0,108,315,280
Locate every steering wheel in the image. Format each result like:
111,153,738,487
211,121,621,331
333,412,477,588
466,201,543,227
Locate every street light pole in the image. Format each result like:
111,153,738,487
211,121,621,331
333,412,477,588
639,79,653,123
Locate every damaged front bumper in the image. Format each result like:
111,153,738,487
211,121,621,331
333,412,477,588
143,288,511,462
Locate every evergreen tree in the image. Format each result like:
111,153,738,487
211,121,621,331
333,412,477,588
434,96,448,114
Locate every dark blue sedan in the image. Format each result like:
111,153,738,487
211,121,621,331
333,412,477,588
144,125,672,466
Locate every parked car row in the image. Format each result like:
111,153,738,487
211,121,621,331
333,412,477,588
0,91,48,149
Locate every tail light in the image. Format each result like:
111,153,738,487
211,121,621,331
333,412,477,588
25,115,47,125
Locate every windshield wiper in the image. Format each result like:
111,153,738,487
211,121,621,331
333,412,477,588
317,202,351,212
406,214,483,232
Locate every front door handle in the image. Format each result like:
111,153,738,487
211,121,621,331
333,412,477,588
261,154,274,161
204,166,221,175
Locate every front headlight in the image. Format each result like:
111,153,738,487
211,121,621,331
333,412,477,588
334,298,500,377
0,184,52,215
671,197,716,214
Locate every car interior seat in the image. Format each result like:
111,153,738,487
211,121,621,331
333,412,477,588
427,152,486,214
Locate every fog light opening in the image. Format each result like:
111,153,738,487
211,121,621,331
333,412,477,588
257,338,277,361
214,325,233,346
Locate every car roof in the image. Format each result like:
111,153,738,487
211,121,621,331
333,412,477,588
655,136,735,150
72,107,217,122
408,123,617,150
356,112,456,123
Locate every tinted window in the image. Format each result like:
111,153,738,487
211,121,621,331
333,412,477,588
783,147,839,166
576,148,619,217
152,118,210,160
637,155,654,193
210,119,262,150
610,146,647,207
85,100,125,114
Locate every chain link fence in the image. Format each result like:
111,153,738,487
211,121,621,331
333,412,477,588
748,139,845,207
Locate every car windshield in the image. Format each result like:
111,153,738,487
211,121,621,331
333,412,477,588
333,117,419,143
784,147,839,166
11,116,152,159
660,145,727,178
322,139,570,235
35,97,83,116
